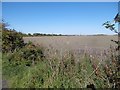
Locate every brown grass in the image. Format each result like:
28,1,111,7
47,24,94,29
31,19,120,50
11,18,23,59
23,35,117,50
23,35,118,62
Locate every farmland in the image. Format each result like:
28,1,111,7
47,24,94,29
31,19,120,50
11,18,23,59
23,35,118,59
23,35,118,51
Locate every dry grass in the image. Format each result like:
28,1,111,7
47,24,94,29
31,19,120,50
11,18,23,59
23,35,117,51
23,35,118,61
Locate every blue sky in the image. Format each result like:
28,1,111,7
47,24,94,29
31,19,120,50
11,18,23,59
2,2,118,35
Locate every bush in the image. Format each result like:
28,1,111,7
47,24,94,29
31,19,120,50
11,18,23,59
2,29,25,53
8,42,45,66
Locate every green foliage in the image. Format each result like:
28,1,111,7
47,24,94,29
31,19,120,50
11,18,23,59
2,53,51,88
3,50,115,88
103,21,117,33
32,33,60,36
7,43,45,66
2,28,25,53
28,33,32,36
1,21,30,53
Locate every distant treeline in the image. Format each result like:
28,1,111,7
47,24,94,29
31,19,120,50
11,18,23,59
20,32,80,37
21,32,117,37
28,33,66,36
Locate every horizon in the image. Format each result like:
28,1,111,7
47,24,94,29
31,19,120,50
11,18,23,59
22,32,118,36
2,2,118,35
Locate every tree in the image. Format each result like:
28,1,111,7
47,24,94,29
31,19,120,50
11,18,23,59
28,33,32,36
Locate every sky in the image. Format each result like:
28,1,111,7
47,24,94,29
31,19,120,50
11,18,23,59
2,2,118,35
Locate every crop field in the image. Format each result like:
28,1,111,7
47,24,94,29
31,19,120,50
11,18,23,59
23,35,117,50
23,35,118,57
23,35,118,64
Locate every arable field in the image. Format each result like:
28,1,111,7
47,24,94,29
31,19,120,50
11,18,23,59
23,35,118,64
23,35,117,50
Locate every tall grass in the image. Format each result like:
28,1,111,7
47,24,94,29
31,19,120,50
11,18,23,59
2,43,118,88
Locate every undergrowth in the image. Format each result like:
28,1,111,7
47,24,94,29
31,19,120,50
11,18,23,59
2,46,118,88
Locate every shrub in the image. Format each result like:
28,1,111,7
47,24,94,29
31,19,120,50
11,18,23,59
8,42,45,66
2,29,25,53
1,21,26,53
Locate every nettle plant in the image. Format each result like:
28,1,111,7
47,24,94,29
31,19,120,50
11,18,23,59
103,13,120,88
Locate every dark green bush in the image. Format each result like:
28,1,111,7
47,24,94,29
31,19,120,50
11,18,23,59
2,21,45,66
8,43,45,66
2,29,25,53
1,21,26,53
